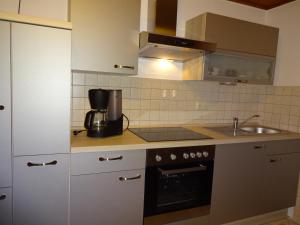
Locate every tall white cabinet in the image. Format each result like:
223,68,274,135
0,20,12,225
12,23,71,156
10,23,71,225
0,20,12,189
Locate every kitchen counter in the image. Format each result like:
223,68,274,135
71,125,300,153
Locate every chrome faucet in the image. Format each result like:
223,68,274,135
233,115,260,133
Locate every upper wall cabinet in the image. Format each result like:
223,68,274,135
0,0,68,21
186,13,279,57
185,13,279,84
19,0,68,21
71,0,141,75
0,0,19,13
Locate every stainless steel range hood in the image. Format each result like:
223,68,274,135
139,0,216,62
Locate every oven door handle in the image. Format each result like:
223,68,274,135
158,164,207,176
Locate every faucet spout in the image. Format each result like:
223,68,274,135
239,114,260,128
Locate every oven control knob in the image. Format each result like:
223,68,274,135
155,155,162,162
196,152,202,158
190,152,196,158
183,153,189,159
203,151,209,158
170,154,177,160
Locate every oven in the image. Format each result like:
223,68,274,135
144,145,215,225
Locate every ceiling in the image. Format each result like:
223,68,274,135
227,0,296,10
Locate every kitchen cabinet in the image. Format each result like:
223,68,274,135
0,20,12,188
0,188,12,225
0,0,19,13
263,140,300,212
71,0,140,74
186,13,279,57
210,142,267,225
70,150,146,225
11,22,71,156
71,170,145,225
19,0,68,21
13,154,69,225
184,12,278,84
211,140,300,225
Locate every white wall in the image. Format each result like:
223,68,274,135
265,0,300,86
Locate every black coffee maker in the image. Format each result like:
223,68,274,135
84,89,123,137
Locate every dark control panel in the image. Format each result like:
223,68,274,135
146,145,215,166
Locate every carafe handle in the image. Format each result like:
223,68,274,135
84,111,94,129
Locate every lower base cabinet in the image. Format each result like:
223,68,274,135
0,188,12,225
211,140,300,225
70,169,145,225
13,154,70,225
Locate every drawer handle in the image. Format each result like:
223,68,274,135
27,160,57,167
119,174,141,182
270,158,282,163
0,105,4,110
254,145,264,149
0,194,6,200
99,156,123,161
114,64,135,70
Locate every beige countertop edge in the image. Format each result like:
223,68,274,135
0,11,72,30
71,133,300,153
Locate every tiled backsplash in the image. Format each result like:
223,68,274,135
71,72,300,133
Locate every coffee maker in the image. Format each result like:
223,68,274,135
84,89,123,137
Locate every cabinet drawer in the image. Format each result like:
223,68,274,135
0,188,12,225
264,139,300,155
71,150,146,175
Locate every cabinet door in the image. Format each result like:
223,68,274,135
0,21,12,188
264,140,300,212
12,23,71,156
0,0,19,13
71,0,140,74
0,188,12,225
13,154,69,225
19,0,68,20
210,142,267,225
71,169,144,225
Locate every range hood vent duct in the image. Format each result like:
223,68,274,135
139,0,216,61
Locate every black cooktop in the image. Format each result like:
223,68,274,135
129,127,212,142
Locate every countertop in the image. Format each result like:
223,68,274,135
71,125,300,153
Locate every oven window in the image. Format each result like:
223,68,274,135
144,161,214,216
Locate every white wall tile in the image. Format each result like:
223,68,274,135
71,72,300,133
73,73,85,85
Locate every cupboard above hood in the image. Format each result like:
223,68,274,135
139,31,216,61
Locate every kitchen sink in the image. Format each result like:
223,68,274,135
205,125,283,136
239,126,281,134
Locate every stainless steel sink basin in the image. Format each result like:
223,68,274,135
204,125,282,136
239,126,281,134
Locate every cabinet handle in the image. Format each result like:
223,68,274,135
269,157,282,163
0,105,4,110
236,79,248,83
27,160,57,167
254,145,264,149
114,64,135,70
0,194,6,200
119,174,141,182
99,155,123,161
